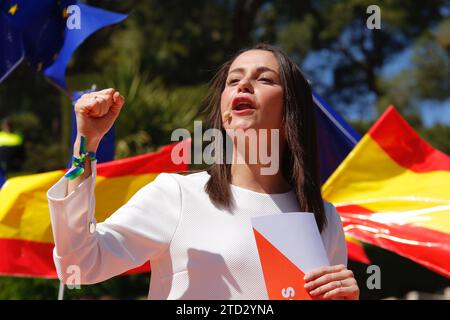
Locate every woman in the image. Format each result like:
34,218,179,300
47,43,359,300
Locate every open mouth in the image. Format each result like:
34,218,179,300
234,103,255,111
231,96,256,112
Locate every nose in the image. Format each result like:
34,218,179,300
237,77,254,94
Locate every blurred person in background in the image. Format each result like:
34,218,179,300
0,117,25,176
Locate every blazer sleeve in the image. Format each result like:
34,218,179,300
322,202,348,267
47,160,182,284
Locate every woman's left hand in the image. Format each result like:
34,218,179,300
304,264,360,300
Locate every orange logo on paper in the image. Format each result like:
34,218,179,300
253,229,318,300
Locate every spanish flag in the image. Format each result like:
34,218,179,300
322,106,450,278
0,140,190,278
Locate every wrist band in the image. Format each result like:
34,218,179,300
64,136,97,180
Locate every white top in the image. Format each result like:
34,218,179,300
47,160,347,300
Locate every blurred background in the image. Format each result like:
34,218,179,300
0,0,449,299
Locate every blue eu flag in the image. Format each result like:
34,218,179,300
313,92,361,183
44,3,127,90
0,1,25,82
0,0,127,90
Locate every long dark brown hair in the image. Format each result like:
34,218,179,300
203,43,326,232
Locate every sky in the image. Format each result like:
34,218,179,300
381,49,450,127
302,35,450,128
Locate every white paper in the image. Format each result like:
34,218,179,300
251,212,330,273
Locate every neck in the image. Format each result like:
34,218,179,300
231,163,291,194
227,128,290,194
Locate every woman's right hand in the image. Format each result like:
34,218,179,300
74,88,125,147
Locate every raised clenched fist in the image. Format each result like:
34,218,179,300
74,88,125,146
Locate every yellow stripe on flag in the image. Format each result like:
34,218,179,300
0,171,160,243
322,134,450,235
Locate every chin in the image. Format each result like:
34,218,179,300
227,121,257,131
227,117,260,129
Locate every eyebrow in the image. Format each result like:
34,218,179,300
228,66,279,76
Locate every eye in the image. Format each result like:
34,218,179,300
227,78,240,85
258,77,273,84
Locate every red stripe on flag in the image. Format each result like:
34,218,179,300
368,106,450,172
335,205,372,264
0,238,56,278
338,212,450,278
0,238,151,278
346,240,371,265
336,204,374,214
96,140,190,177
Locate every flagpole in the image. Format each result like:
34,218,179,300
58,281,65,300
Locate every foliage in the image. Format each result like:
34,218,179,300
0,274,149,300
